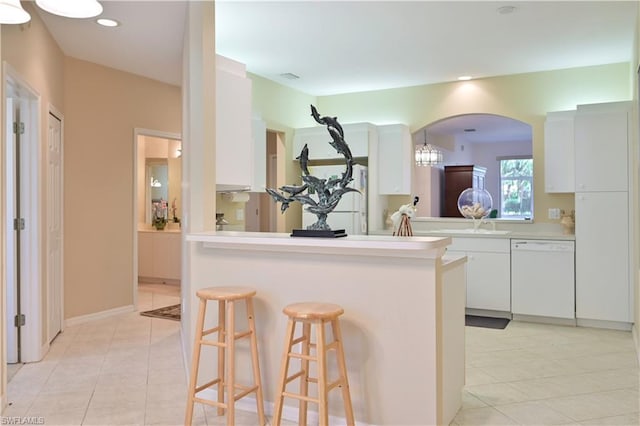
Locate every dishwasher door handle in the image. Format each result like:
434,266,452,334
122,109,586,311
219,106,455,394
512,241,574,252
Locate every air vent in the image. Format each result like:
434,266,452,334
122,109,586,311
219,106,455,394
279,72,300,80
464,128,476,132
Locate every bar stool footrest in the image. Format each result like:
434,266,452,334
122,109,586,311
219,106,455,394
284,370,306,385
282,391,319,404
195,378,222,393
233,384,259,401
194,397,227,409
327,379,343,391
234,330,252,340
288,352,315,361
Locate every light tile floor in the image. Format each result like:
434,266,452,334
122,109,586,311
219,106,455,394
4,285,639,425
454,321,639,426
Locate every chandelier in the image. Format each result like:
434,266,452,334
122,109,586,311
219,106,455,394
415,129,443,166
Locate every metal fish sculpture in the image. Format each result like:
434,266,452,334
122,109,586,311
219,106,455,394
266,105,362,232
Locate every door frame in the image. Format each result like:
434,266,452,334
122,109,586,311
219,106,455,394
46,105,64,343
132,128,181,307
2,62,44,364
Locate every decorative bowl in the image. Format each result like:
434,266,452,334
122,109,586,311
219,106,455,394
457,188,493,219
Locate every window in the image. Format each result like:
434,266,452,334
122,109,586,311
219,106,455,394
500,158,533,219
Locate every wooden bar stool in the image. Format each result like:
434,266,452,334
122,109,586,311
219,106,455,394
272,302,355,426
184,286,266,426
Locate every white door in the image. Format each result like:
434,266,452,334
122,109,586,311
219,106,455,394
47,112,63,342
575,191,630,322
5,98,18,363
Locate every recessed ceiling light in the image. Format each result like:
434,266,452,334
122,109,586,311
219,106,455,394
458,76,472,81
279,72,300,80
36,0,103,19
97,18,119,27
497,5,517,15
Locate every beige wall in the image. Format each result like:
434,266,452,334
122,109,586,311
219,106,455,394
1,3,65,350
64,57,180,318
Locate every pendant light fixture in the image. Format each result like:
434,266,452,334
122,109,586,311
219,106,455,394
0,0,31,24
35,0,103,19
415,129,443,166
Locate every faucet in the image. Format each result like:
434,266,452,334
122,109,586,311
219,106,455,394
482,219,497,231
473,218,496,231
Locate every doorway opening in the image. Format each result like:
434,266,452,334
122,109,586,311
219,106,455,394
245,129,285,232
3,63,44,372
46,107,64,346
133,129,182,309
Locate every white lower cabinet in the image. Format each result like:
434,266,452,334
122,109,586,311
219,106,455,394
138,231,181,281
575,191,630,323
447,238,511,313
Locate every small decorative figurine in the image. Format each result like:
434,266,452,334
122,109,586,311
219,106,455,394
392,196,419,236
266,105,361,238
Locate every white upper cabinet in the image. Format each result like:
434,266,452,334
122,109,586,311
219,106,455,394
574,102,630,192
216,55,253,189
251,116,267,192
544,110,575,193
293,123,372,160
377,124,412,195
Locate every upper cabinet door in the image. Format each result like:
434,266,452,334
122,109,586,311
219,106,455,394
216,57,253,188
544,110,575,193
574,102,630,192
293,123,371,160
251,117,267,192
377,124,412,195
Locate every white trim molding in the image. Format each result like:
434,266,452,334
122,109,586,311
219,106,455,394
65,304,135,327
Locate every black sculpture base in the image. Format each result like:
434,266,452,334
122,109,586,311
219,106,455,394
290,229,347,238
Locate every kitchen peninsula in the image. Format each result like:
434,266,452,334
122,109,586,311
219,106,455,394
185,231,466,425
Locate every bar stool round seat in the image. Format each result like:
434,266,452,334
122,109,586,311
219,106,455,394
272,302,355,426
283,302,344,320
196,286,256,301
185,286,265,426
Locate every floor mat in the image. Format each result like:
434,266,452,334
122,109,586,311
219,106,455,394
140,304,181,321
465,315,510,329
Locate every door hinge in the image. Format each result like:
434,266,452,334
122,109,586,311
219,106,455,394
13,122,25,135
13,218,25,230
14,314,25,327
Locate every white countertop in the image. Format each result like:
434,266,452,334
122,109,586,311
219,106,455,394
187,231,451,259
370,229,575,241
138,225,182,233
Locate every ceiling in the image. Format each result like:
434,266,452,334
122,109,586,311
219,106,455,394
34,1,637,142
426,114,532,144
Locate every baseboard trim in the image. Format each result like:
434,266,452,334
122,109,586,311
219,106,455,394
512,314,577,327
576,318,633,331
633,324,639,365
198,389,372,425
65,304,135,327
466,308,512,320
138,276,180,286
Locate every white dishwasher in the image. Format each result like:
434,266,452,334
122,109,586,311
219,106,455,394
511,240,575,320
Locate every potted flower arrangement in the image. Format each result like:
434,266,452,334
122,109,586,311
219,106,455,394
152,199,168,230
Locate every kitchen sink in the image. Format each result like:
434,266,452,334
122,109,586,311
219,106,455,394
427,229,511,235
